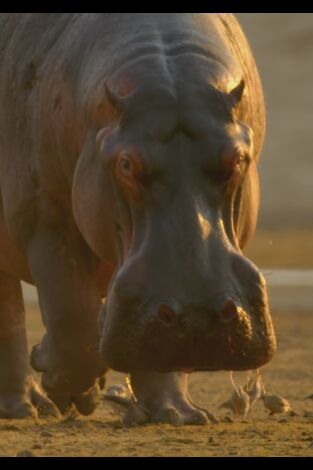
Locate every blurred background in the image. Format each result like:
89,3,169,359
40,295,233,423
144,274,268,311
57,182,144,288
237,13,313,269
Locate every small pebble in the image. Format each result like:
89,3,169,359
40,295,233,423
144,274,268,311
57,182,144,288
32,444,42,450
41,430,52,438
229,450,239,455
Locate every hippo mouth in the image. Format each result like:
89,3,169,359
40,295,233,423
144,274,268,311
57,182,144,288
100,302,276,373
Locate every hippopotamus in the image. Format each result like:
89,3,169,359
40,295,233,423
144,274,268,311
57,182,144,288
0,13,276,424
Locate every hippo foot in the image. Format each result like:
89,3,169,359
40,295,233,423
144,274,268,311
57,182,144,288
31,338,104,416
124,399,216,425
123,371,219,426
44,382,100,416
0,376,60,419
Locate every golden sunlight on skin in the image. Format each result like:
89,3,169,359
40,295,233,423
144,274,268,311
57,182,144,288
197,212,212,240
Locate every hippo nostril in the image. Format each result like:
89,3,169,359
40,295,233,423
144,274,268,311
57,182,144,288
220,298,239,323
157,303,178,327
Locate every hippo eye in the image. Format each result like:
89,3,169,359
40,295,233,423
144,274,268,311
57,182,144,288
115,152,145,199
117,154,133,176
221,148,248,181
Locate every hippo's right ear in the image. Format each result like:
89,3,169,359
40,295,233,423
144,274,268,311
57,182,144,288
229,79,245,107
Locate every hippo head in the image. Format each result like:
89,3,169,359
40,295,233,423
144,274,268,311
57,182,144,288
72,78,276,373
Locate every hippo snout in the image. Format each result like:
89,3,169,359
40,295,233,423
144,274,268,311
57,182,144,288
100,273,276,373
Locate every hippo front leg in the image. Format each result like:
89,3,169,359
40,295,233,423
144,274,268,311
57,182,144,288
27,223,107,415
124,371,218,425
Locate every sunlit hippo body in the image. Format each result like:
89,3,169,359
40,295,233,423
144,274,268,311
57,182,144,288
0,13,275,424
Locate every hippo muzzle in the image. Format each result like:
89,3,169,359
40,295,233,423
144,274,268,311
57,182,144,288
99,249,276,373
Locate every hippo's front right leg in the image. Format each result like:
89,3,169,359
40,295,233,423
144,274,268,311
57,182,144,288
123,371,218,425
27,222,107,415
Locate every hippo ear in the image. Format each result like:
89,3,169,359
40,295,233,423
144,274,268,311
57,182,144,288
229,79,245,107
104,84,124,114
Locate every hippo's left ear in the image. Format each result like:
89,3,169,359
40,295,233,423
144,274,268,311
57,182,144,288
229,79,245,107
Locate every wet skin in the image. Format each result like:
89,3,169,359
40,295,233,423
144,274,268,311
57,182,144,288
0,13,275,423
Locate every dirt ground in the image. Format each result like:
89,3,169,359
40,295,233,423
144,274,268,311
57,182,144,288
0,301,311,457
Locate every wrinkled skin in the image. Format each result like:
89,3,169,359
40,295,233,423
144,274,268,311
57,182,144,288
0,13,275,423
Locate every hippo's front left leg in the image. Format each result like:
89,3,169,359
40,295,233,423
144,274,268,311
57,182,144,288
27,222,107,415
124,371,218,425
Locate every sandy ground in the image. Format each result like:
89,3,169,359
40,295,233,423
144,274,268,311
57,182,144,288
0,301,311,457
